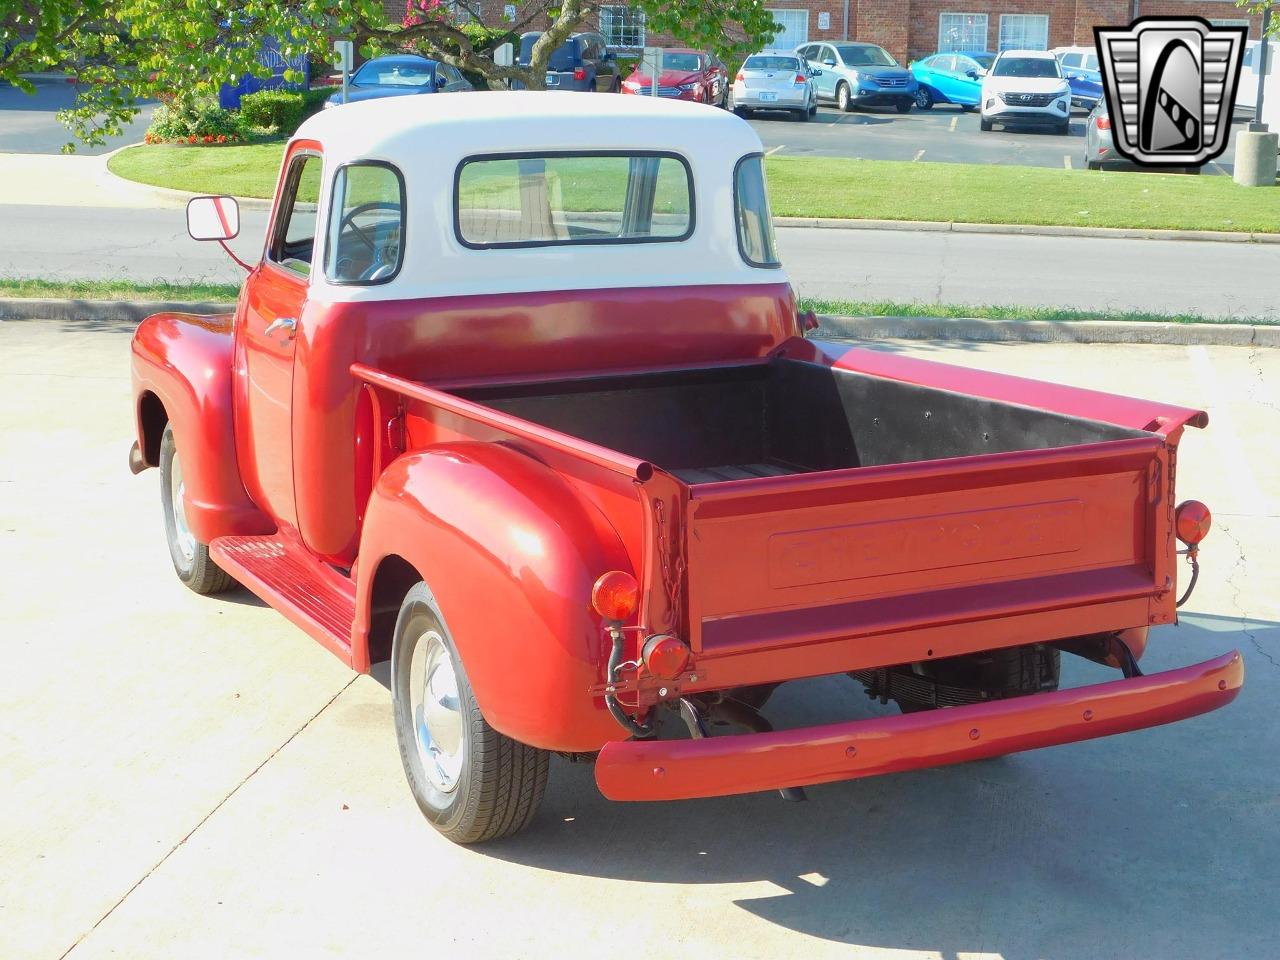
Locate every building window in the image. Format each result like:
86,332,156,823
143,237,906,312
766,9,810,51
998,14,1049,51
600,6,645,49
938,13,988,53
1211,19,1251,38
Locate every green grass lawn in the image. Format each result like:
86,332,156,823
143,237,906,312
767,157,1280,233
0,278,240,302
109,144,1280,233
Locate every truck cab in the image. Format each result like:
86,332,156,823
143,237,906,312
130,93,1240,844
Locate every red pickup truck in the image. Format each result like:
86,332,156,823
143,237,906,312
130,93,1240,843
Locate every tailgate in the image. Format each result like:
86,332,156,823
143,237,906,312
683,436,1170,657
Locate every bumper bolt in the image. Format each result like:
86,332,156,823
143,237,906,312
653,766,665,777
968,728,980,740
845,745,857,758
1218,680,1228,691
1083,709,1094,721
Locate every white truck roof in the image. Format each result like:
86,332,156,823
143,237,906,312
292,91,785,301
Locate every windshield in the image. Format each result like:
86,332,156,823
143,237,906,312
352,60,435,87
660,53,704,72
835,44,897,67
972,54,995,69
744,56,800,72
992,57,1061,78
519,35,576,70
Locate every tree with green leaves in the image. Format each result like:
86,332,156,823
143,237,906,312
1,0,779,151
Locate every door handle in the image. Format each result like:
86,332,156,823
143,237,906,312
264,316,297,338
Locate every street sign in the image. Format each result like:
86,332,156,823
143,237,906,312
332,40,354,72
818,12,830,31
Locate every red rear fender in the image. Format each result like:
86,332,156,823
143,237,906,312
130,312,273,541
355,441,636,752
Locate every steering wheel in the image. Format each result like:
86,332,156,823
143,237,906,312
338,201,401,281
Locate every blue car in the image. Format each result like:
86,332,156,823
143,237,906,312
910,51,995,111
1051,46,1103,109
324,55,472,108
796,41,918,113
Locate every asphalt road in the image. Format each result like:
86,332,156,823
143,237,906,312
0,80,155,155
2,321,1276,960
751,103,1245,174
2,202,1276,322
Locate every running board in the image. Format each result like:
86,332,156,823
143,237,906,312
209,535,356,664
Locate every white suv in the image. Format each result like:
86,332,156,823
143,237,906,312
980,49,1072,135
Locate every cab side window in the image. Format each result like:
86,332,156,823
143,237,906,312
325,162,406,285
270,154,322,276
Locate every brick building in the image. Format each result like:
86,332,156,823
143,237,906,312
383,1,1265,65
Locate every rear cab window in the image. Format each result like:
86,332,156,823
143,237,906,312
734,154,779,268
454,152,693,248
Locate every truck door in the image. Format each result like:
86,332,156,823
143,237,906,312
234,142,322,529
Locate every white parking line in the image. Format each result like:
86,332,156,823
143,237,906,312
1063,155,1073,169
1211,159,1229,176
765,145,784,156
913,149,926,162
949,116,958,132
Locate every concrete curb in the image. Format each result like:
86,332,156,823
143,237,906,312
775,216,1280,244
0,298,233,323
817,314,1280,348
4,299,1275,347
101,148,276,211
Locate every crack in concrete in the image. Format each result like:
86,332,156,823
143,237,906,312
57,676,359,960
1246,344,1280,417
1217,523,1278,670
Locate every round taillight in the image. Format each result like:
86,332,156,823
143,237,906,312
642,634,690,679
592,571,639,622
1175,500,1212,545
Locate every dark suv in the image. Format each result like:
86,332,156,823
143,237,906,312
518,31,621,92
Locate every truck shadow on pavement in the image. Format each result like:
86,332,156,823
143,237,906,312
483,613,1278,959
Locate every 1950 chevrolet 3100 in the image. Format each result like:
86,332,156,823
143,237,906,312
130,92,1241,843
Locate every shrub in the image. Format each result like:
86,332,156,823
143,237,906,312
238,89,306,135
145,98,239,142
301,85,339,119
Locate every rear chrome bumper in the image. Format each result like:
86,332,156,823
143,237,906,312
595,650,1243,802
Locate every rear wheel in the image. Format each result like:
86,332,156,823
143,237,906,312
159,424,235,595
733,105,752,119
793,106,809,122
392,582,549,844
836,82,852,112
914,87,934,110
1087,158,1102,171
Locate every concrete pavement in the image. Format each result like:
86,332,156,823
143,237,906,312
2,202,1276,322
1,319,1277,960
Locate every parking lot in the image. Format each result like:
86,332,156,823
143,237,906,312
3,318,1277,960
747,103,1246,173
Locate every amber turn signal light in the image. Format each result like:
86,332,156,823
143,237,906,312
592,571,639,622
642,634,691,679
1175,500,1212,545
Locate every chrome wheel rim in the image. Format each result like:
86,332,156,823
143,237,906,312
169,451,196,564
409,630,466,793
915,89,930,108
838,86,848,109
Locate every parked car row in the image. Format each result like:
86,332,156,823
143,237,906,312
333,38,1106,147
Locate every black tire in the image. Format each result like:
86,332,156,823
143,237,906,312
159,424,235,595
733,105,751,119
1056,120,1071,136
895,99,913,114
836,82,852,112
914,87,934,110
808,101,818,118
961,104,978,113
794,107,809,122
980,116,993,131
392,582,549,844
1087,159,1102,171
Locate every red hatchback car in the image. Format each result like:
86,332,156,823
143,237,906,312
621,48,728,106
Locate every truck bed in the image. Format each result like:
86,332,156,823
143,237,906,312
453,358,1147,479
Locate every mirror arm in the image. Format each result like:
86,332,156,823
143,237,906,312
218,239,253,273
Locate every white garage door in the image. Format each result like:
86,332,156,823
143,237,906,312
768,9,809,52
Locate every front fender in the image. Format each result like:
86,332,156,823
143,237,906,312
131,311,272,542
355,442,635,753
